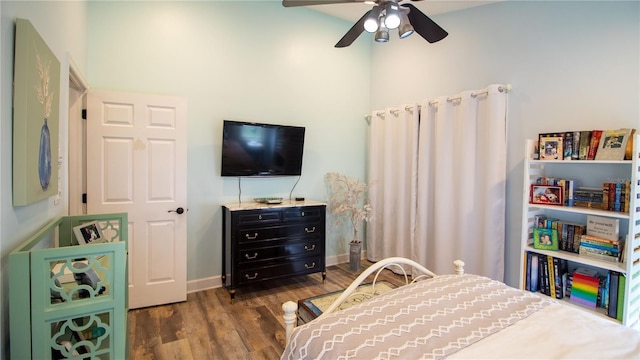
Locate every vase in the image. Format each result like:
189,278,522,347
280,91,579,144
349,241,362,272
38,117,51,191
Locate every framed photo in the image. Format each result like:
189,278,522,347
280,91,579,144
539,134,564,160
530,185,564,206
533,227,559,251
594,128,633,161
73,221,105,245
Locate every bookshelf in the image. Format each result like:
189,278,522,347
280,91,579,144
520,135,640,330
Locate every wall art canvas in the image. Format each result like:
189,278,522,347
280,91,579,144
13,18,60,206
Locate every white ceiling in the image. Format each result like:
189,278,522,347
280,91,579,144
301,1,502,22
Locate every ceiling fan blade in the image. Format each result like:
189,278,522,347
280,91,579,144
335,9,372,48
282,0,366,7
401,3,448,43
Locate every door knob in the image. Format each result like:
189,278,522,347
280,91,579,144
168,207,186,214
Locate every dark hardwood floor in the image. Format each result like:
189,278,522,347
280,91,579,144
128,261,408,360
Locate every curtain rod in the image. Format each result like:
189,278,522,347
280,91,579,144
364,84,511,121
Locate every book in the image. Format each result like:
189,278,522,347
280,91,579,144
613,182,622,212
618,239,626,263
530,253,539,292
533,214,548,229
617,274,626,321
549,256,564,299
555,258,568,299
547,255,556,298
608,271,620,318
578,130,592,160
572,224,585,254
602,272,610,308
571,269,600,309
602,183,609,211
586,215,619,241
624,128,636,160
595,128,633,160
587,130,603,160
579,243,619,254
573,187,604,209
525,252,532,291
580,234,620,248
624,180,630,212
563,131,574,160
579,241,619,253
579,247,619,263
571,131,581,160
540,254,550,295
566,179,575,207
566,223,575,252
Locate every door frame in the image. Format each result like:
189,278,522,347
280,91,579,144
68,55,88,215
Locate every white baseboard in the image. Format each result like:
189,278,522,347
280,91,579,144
186,251,366,294
187,275,221,294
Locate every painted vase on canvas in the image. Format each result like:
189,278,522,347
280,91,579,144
39,117,51,191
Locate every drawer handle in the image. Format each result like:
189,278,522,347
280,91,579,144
259,215,262,220
305,227,316,233
245,233,258,240
301,211,305,217
304,244,316,251
245,253,258,260
304,262,316,269
245,273,258,280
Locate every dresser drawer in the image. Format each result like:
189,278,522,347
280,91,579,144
238,239,323,264
283,206,324,222
235,210,281,225
238,256,323,285
238,222,323,243
238,226,281,243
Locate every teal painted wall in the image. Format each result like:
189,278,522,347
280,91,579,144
1,1,638,356
0,1,88,358
86,1,372,282
369,1,640,286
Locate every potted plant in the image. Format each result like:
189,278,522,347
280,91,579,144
326,172,373,271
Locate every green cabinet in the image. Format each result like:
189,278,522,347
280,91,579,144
9,213,128,359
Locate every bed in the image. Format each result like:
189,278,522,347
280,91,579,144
281,257,640,359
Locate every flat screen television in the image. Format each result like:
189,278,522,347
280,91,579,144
221,120,306,177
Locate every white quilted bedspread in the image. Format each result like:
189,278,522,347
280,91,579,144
282,274,554,360
282,273,640,359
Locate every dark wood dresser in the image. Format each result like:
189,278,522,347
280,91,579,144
222,201,326,302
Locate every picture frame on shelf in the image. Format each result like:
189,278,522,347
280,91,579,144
530,184,563,206
73,221,105,245
533,227,559,251
594,128,632,161
538,134,564,160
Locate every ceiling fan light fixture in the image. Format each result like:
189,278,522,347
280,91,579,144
363,6,381,33
398,9,414,38
375,21,389,43
383,2,401,30
281,0,447,48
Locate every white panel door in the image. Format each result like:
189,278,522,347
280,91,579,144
87,90,187,309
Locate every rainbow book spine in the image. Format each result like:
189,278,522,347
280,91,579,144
570,272,600,308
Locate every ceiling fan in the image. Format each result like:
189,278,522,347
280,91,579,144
282,0,448,48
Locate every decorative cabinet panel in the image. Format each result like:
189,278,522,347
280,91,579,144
222,201,326,302
9,213,128,359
